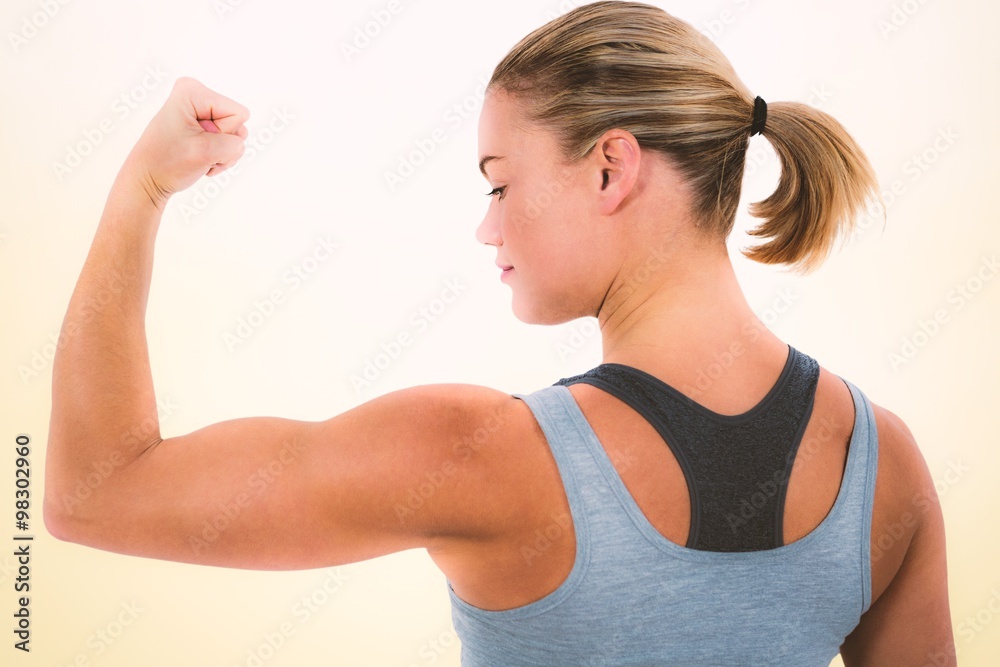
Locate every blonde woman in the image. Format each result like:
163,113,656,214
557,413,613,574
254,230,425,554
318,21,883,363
45,1,954,664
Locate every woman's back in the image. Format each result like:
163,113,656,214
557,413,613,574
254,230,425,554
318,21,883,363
449,346,874,665
433,333,939,665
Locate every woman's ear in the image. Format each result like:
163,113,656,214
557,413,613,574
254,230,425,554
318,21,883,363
591,129,642,216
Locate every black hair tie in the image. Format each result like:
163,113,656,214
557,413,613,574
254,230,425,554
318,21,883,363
750,96,767,136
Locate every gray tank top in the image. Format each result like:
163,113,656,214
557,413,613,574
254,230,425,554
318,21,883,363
447,367,877,665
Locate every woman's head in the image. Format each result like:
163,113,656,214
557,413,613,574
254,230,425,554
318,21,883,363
477,88,711,325
477,0,880,324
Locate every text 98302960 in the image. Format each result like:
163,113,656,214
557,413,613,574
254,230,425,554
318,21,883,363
13,433,33,653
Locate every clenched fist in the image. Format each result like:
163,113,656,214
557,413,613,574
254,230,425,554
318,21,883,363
120,77,250,210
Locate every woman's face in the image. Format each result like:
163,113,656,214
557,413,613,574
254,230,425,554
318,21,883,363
476,89,622,325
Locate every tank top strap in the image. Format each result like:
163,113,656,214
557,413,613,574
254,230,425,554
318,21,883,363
512,382,666,562
513,383,658,598
515,383,635,520
511,385,599,580
834,377,880,612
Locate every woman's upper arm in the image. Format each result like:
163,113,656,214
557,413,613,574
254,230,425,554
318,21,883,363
840,405,957,666
45,383,526,570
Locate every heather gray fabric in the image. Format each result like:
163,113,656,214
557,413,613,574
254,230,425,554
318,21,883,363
448,376,877,666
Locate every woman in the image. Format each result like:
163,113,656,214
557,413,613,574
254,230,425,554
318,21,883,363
45,1,954,664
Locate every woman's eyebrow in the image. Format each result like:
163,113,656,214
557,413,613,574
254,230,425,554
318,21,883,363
479,155,505,177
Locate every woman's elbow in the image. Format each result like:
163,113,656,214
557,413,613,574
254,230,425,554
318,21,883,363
43,493,79,543
43,465,112,544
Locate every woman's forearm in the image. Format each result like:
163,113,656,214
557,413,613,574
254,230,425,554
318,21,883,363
44,77,249,537
45,172,164,526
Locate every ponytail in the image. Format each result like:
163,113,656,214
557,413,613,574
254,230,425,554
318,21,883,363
744,101,881,273
488,0,882,274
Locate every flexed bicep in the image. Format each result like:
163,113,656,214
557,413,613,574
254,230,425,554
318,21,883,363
46,384,523,570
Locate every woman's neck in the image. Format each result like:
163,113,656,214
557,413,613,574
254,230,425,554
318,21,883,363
596,241,788,412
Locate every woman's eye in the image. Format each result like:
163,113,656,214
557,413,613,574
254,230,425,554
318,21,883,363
485,187,506,200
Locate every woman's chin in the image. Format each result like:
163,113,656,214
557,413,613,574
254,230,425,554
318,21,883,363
510,293,583,326
510,293,546,325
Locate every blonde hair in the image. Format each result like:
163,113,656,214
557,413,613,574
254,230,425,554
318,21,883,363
488,1,881,274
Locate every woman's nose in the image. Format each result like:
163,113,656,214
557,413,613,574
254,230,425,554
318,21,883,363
475,207,502,247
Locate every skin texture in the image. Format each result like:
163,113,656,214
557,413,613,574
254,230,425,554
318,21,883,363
45,79,955,665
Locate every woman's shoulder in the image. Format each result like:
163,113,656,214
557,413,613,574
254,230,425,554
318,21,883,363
814,367,933,531
364,383,552,488
838,386,955,656
824,370,934,514
824,370,944,603
368,382,539,439
867,395,941,546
